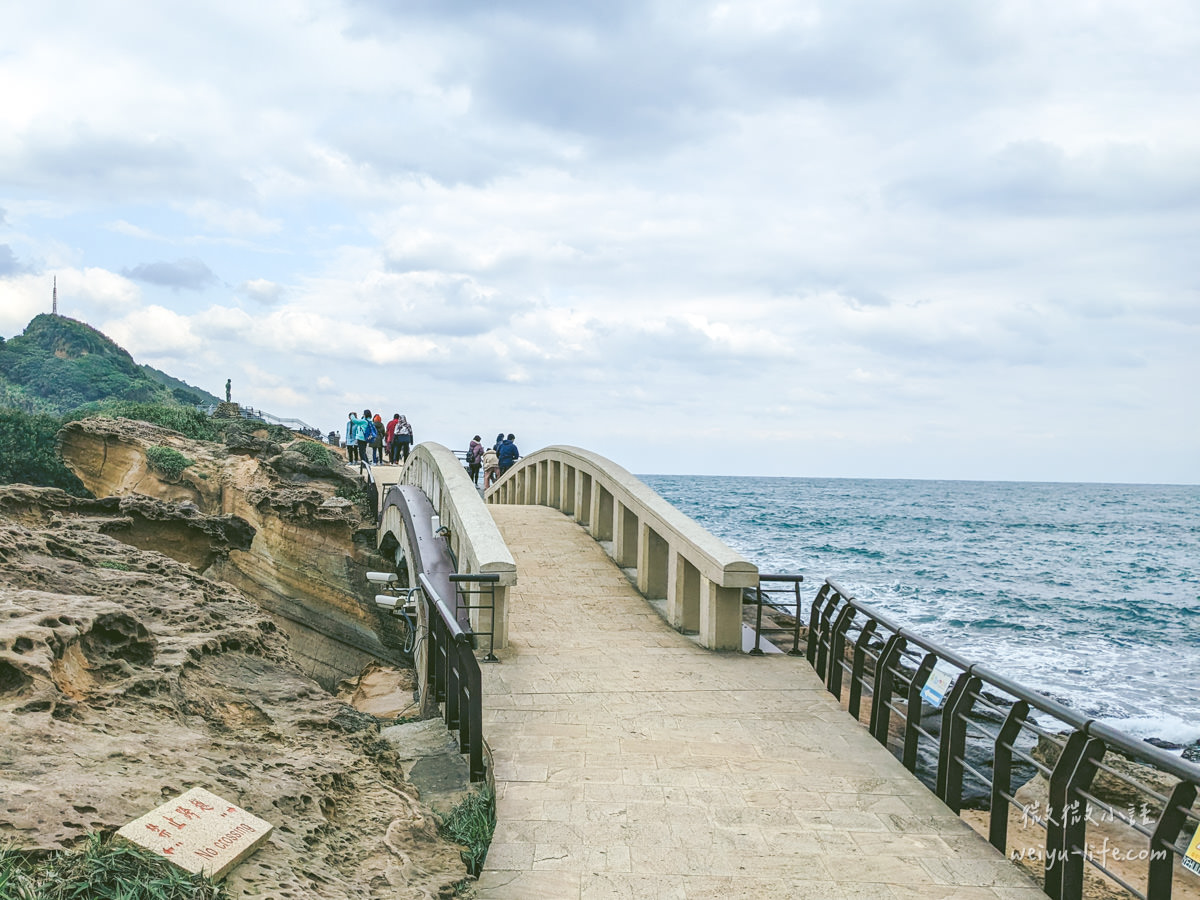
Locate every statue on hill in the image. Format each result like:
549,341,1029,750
225,378,231,402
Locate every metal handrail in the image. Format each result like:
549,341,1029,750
418,572,486,782
805,577,1200,900
359,459,379,520
451,573,500,661
751,575,805,655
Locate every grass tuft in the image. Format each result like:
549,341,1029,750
0,832,229,899
440,789,495,878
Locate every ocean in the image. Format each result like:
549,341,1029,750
640,475,1200,746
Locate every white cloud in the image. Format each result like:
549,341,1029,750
0,0,1197,482
239,278,284,305
103,304,196,357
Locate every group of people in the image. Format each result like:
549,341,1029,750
465,433,520,489
341,416,521,487
344,410,413,465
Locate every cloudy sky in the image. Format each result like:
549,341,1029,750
2,1,1197,483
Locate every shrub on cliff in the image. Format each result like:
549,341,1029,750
66,401,219,442
290,439,337,469
0,408,90,495
145,446,194,480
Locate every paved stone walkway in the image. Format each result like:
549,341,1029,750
475,505,1044,899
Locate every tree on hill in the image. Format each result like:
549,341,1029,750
0,409,89,496
0,314,216,416
0,314,224,492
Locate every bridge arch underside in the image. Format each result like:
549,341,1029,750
489,446,757,651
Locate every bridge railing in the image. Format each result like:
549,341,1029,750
379,442,517,648
806,577,1200,900
487,445,757,650
418,572,486,782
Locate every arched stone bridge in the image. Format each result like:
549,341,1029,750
369,444,1044,899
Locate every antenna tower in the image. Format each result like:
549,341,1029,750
53,277,58,315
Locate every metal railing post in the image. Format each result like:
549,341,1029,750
1149,781,1198,899
749,584,766,656
937,674,981,813
989,699,1030,853
848,619,877,720
904,653,937,772
814,586,842,681
788,580,805,655
1045,732,1102,899
870,632,906,746
827,605,857,698
806,583,831,665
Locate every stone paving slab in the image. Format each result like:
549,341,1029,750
475,505,1043,899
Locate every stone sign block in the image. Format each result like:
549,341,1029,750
116,786,273,879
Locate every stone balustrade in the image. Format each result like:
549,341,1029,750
487,446,757,650
378,442,516,648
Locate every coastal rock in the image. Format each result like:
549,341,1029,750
58,418,405,685
0,504,467,897
0,484,254,572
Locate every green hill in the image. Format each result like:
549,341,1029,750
0,314,219,415
0,314,226,495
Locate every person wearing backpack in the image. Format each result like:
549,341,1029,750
355,410,374,466
467,435,484,485
394,415,414,462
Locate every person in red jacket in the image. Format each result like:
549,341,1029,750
386,414,401,464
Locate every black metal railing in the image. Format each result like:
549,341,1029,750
451,573,500,661
418,572,486,782
803,577,1200,900
749,574,806,655
360,459,379,520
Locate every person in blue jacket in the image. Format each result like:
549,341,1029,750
344,413,359,463
349,410,372,466
497,434,520,474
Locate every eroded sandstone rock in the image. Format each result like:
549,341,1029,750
0,503,466,898
58,418,407,685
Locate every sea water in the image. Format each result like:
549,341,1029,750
640,475,1200,746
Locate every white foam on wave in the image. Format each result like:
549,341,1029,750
1095,714,1200,747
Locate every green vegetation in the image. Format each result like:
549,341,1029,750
0,314,326,496
0,832,229,899
440,789,495,877
0,315,193,416
65,401,219,442
140,364,222,408
291,439,336,468
145,446,194,480
0,409,89,496
335,481,371,516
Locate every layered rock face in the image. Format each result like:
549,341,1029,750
59,418,404,686
0,487,464,898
